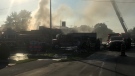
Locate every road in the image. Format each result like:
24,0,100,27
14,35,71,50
0,49,135,76
0,59,56,76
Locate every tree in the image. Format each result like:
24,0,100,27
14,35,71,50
72,25,92,33
18,10,31,31
4,10,31,31
93,23,114,41
130,27,135,34
128,27,135,39
78,25,92,32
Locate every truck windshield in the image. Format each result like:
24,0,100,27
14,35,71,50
110,36,123,41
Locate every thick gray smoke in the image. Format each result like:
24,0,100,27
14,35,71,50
28,0,74,30
53,4,74,26
28,0,113,33
75,1,112,27
28,0,135,33
28,0,50,30
75,0,135,33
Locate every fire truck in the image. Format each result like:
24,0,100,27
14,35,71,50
106,33,132,50
107,33,120,41
105,0,132,50
52,33,100,51
29,41,48,53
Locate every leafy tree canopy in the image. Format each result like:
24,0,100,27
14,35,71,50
93,23,114,41
3,10,31,31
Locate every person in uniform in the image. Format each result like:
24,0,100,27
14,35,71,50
127,37,131,49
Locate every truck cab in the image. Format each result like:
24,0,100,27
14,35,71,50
107,36,124,51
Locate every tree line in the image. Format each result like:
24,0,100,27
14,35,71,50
1,10,31,31
1,10,135,41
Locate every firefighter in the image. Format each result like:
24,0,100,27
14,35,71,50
86,38,91,50
77,40,81,48
127,37,131,49
124,38,128,49
96,38,100,50
120,42,127,56
75,40,81,53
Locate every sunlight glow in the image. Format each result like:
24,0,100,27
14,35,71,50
6,0,15,16
6,0,27,16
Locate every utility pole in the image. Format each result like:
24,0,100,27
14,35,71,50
50,0,52,29
50,0,53,44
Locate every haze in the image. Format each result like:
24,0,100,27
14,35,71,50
0,0,135,33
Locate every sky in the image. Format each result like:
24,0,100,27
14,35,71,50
0,0,135,33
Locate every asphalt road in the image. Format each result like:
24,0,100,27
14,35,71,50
0,59,56,76
1,50,135,76
15,51,122,76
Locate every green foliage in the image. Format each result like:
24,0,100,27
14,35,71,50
93,23,114,41
4,10,31,31
78,25,92,32
16,59,36,64
129,27,135,34
9,59,36,65
75,25,92,33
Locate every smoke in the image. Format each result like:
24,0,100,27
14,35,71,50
53,5,74,26
28,0,74,30
28,0,50,30
28,0,112,31
75,1,112,27
65,1,113,34
82,0,135,32
28,0,135,33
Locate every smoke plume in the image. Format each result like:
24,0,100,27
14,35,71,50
28,0,50,30
53,4,74,26
28,0,74,30
28,0,135,32
75,1,112,27
28,0,112,31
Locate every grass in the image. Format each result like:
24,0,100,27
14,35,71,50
9,49,96,64
59,51,94,62
15,59,37,64
8,58,37,66
13,53,55,64
60,57,83,62
27,53,55,59
9,52,55,65
9,52,56,65
44,53,55,57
